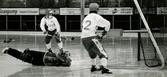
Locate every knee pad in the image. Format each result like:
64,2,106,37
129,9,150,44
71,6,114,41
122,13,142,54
45,36,52,44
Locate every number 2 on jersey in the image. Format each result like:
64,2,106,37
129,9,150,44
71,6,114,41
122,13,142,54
84,20,91,30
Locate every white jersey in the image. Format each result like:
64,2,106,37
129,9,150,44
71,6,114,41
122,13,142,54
40,16,60,32
81,13,110,38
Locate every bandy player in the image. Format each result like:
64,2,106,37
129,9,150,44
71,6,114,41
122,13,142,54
40,9,64,54
81,3,112,74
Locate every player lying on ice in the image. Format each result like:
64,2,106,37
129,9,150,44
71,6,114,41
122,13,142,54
2,47,71,66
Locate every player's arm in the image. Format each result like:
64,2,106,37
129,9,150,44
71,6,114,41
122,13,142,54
53,17,61,33
96,15,111,32
96,15,110,36
57,51,71,66
40,18,47,33
61,58,71,66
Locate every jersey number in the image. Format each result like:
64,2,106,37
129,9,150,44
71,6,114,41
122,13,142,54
84,20,91,30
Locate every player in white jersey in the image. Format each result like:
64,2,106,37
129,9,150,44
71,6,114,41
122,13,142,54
40,9,64,54
81,3,112,74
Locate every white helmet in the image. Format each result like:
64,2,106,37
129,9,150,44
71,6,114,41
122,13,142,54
45,9,53,15
89,3,99,12
45,9,53,18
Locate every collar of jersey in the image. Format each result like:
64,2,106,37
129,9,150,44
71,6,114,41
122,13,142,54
45,16,53,19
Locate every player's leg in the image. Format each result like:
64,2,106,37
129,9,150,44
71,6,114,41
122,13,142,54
2,47,33,64
88,50,99,72
24,48,45,59
91,39,112,74
54,33,64,54
82,38,99,72
83,41,98,71
45,35,53,52
2,47,22,59
23,48,45,65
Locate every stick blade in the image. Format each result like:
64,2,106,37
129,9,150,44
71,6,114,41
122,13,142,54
70,37,74,41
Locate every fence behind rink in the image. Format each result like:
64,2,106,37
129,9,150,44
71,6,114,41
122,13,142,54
0,7,166,32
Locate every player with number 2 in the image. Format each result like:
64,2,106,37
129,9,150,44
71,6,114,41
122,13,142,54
81,3,112,74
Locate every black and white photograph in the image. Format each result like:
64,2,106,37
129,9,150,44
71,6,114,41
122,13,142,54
0,0,167,77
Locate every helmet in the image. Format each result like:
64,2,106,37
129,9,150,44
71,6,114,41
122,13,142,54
45,9,53,15
64,51,70,57
45,9,53,18
89,3,99,11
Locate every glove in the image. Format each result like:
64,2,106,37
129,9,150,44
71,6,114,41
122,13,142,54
43,31,48,36
55,33,60,37
64,51,71,58
102,30,107,36
54,33,60,39
97,35,102,40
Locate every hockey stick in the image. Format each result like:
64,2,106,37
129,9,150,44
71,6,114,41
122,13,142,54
45,33,75,41
2,37,74,44
61,37,75,41
97,30,107,41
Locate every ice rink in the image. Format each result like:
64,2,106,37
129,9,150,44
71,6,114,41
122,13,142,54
0,32,167,77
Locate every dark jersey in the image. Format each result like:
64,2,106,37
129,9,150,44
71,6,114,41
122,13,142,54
43,52,71,66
